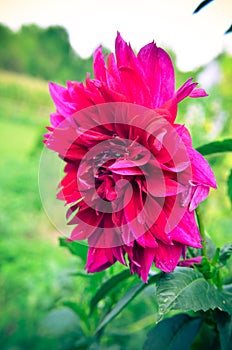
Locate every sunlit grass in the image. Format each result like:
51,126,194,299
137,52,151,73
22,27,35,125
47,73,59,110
0,120,37,156
0,71,79,349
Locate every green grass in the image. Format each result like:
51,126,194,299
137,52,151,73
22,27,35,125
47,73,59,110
0,120,37,156
0,71,80,349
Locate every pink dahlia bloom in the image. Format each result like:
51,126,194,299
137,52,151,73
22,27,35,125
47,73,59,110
44,33,216,282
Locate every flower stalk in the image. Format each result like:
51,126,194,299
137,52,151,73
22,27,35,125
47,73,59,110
195,206,207,257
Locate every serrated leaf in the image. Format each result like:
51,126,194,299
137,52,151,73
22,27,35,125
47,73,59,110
193,0,214,14
143,313,202,350
227,169,232,207
216,310,232,350
59,237,88,262
96,273,161,333
196,139,232,156
90,269,132,314
156,267,232,320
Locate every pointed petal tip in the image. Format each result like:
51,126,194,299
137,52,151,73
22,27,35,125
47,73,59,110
116,31,123,43
190,87,208,98
94,45,103,55
141,275,149,283
48,81,66,99
48,81,55,94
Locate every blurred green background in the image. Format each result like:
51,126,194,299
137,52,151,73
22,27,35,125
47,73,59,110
0,23,231,349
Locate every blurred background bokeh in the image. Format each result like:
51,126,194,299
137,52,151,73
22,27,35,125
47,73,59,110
0,1,232,349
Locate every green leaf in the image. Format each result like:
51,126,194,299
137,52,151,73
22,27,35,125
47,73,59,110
156,267,232,320
224,284,232,293
216,310,232,350
63,301,89,331
74,337,96,348
227,169,232,207
39,307,82,337
87,343,102,350
205,236,217,259
191,319,220,350
143,313,202,350
197,256,214,280
196,139,232,156
107,314,156,335
90,269,132,314
59,237,88,262
219,243,232,265
96,282,145,333
96,273,161,333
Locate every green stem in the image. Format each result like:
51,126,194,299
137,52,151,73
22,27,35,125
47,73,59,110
196,207,207,257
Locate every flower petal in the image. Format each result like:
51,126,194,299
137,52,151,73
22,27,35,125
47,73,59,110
170,210,202,248
155,242,183,272
189,88,208,98
49,82,77,117
176,78,208,103
93,46,107,84
178,256,202,267
115,33,151,105
138,42,175,108
189,149,217,188
127,243,156,282
189,184,210,211
86,247,115,273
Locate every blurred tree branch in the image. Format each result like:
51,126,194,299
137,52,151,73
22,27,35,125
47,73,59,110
193,0,232,34
193,0,214,14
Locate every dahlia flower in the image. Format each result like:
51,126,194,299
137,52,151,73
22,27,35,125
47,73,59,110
44,33,216,282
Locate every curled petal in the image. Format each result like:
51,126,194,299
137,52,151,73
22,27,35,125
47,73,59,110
189,184,210,211
176,78,207,103
189,149,217,188
178,256,202,267
189,88,208,98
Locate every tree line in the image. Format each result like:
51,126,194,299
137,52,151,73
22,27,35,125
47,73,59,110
0,23,93,83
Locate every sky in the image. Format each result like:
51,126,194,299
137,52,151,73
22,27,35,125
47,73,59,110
0,0,232,71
